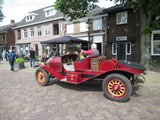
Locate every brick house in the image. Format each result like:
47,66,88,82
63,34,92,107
99,4,160,65
13,5,66,57
0,20,18,54
99,4,141,62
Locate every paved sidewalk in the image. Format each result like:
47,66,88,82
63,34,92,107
0,61,160,120
0,61,36,72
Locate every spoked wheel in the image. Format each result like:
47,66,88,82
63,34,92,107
102,73,133,102
35,68,49,86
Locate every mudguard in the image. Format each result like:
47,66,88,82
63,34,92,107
40,65,65,80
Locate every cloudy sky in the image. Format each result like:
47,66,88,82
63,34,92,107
0,0,115,26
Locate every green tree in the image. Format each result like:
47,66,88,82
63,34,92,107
54,0,98,21
0,0,4,22
54,0,160,67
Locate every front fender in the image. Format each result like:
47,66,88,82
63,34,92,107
40,65,64,80
117,68,144,75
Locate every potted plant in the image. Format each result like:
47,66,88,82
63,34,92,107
14,58,25,69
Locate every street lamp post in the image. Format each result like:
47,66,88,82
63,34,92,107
86,20,92,50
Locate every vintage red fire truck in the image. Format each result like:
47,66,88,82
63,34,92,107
35,36,146,102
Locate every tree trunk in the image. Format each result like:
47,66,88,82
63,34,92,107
139,7,151,68
140,34,150,68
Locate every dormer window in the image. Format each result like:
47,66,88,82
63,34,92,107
26,16,32,21
25,13,37,22
44,7,57,17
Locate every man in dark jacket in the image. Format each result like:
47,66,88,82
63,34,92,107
29,47,36,68
7,50,16,71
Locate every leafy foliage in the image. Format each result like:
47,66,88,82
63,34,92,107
116,0,160,35
143,19,160,36
0,0,4,22
15,58,25,64
149,59,156,66
54,0,98,21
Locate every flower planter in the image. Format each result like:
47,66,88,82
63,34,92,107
14,62,25,69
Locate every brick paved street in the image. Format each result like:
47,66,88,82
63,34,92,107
0,61,160,120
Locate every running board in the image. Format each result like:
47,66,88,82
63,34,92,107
60,78,78,84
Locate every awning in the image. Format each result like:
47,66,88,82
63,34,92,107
42,36,88,44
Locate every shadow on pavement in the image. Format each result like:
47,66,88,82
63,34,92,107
48,78,103,92
131,91,140,97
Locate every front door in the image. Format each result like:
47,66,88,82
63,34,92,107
34,44,39,56
117,42,126,60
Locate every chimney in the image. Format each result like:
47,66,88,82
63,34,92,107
10,20,15,24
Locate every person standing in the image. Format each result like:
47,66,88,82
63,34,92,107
2,50,6,61
5,51,8,61
29,47,36,68
7,50,16,71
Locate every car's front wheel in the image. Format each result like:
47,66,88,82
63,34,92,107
102,73,133,102
35,67,49,86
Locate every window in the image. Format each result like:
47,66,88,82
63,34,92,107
44,7,57,17
23,29,27,38
126,42,131,55
1,35,6,42
28,16,32,20
53,23,59,35
30,28,34,38
25,15,35,22
18,45,30,55
116,11,127,25
25,13,37,22
112,43,117,55
44,25,50,36
17,30,21,40
25,45,29,54
26,16,32,21
80,22,87,32
151,30,160,55
93,19,102,30
37,26,42,37
66,24,74,34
